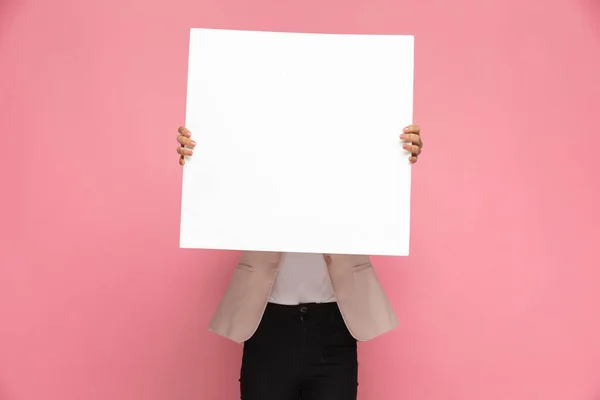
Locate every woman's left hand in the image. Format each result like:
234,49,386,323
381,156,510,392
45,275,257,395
400,125,423,164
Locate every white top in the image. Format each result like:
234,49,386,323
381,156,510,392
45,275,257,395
268,252,336,305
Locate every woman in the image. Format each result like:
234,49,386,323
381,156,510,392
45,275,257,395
176,125,423,400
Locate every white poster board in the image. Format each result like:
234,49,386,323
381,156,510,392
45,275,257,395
181,28,414,256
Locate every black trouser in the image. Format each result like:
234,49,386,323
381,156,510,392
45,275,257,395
240,302,358,400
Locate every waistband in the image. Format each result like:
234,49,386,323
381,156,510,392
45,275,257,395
266,302,339,314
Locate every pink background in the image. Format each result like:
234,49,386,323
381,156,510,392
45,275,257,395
1,0,600,399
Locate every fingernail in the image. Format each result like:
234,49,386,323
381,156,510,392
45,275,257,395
403,144,410,150
400,134,406,139
191,141,197,146
403,127,409,132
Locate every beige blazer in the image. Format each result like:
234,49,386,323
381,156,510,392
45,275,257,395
208,251,398,343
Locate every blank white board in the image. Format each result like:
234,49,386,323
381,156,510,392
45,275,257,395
181,28,414,256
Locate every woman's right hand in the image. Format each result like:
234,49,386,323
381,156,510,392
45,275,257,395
176,126,196,166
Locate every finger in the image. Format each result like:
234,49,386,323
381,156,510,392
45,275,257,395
402,143,422,155
399,133,422,147
177,146,193,156
177,135,196,148
409,156,418,164
403,125,420,135
179,156,185,166
178,126,191,137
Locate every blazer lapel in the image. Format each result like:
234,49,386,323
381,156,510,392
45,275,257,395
239,251,282,269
